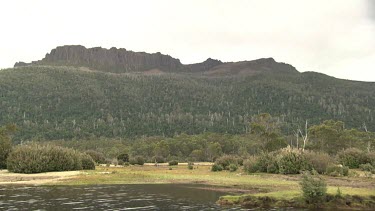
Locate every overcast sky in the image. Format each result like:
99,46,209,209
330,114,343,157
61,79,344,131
1,0,374,81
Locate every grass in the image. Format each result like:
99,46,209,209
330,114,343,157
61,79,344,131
55,165,375,198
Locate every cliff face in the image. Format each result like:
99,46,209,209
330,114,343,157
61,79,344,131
14,45,299,75
24,45,185,73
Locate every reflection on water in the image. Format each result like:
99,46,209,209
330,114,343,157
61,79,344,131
0,184,244,210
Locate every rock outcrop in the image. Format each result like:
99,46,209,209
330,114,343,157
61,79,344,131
14,45,299,75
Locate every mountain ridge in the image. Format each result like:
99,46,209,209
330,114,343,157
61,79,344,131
14,45,299,76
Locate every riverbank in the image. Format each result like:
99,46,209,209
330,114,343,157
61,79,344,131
1,164,374,209
0,170,80,185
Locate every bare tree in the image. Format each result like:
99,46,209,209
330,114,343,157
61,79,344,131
363,122,371,152
298,120,308,151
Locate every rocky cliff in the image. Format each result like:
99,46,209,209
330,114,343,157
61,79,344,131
14,45,299,75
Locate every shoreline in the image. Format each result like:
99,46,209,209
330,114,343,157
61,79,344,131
1,164,374,209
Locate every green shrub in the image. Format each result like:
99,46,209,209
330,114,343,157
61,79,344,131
7,144,86,173
304,151,334,174
168,160,178,166
277,148,308,174
229,164,238,172
300,172,327,204
359,163,374,172
214,155,238,170
243,156,260,173
117,153,129,163
365,152,375,166
129,156,145,165
337,148,367,168
188,162,194,170
255,152,278,173
81,153,95,170
85,150,106,164
266,163,278,174
118,159,124,166
211,164,223,172
326,165,349,177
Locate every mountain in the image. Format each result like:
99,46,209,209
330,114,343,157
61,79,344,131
14,45,297,75
2,45,375,141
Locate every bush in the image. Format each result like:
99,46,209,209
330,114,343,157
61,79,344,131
129,156,145,165
7,144,86,173
257,151,278,173
117,153,129,163
168,160,178,166
229,164,238,172
118,159,124,166
151,156,165,163
243,156,260,173
300,172,327,204
277,148,308,174
304,151,334,174
337,148,367,168
81,153,95,170
326,165,349,177
188,162,194,170
211,164,223,172
365,152,375,166
214,155,239,170
359,163,374,172
85,150,106,164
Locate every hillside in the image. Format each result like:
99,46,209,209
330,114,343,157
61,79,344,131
1,46,374,141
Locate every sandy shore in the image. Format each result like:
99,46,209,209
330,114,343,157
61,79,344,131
0,170,80,185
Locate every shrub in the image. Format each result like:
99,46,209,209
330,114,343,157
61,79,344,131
151,156,165,163
359,163,374,172
243,156,260,173
188,162,194,170
300,172,327,204
304,151,334,174
214,155,238,170
81,153,95,170
229,164,238,172
326,165,349,177
85,150,106,164
211,164,223,172
7,144,86,173
168,160,178,166
118,159,124,166
277,148,308,174
117,153,129,163
129,156,145,165
337,148,367,168
365,152,375,166
256,151,278,173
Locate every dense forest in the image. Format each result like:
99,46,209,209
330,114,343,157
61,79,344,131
0,64,374,142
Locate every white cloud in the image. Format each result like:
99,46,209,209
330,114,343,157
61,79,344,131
0,0,374,81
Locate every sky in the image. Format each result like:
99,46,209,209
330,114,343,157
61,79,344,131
1,0,374,81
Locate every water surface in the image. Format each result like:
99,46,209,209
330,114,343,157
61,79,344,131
0,184,244,210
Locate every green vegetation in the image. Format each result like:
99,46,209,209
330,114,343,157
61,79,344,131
1,65,375,142
0,125,16,169
6,144,95,173
300,172,327,204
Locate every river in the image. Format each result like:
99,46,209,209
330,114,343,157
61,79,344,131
0,184,247,210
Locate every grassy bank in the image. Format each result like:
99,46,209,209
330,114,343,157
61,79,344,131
50,164,375,209
0,164,367,209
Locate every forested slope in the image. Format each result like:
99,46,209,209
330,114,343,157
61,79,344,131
0,64,374,142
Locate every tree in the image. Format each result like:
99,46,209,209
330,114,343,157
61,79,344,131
250,113,286,151
207,142,222,161
0,125,17,169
